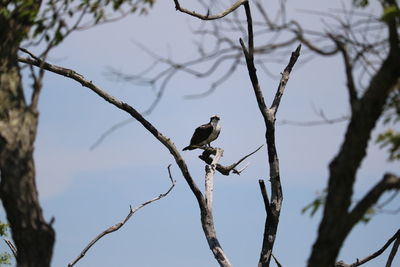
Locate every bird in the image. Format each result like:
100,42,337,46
183,115,221,151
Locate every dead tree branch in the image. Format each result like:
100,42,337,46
18,51,232,267
348,173,400,229
271,253,283,267
386,232,400,267
335,229,400,267
330,36,358,108
278,115,349,126
199,145,263,176
67,165,176,267
174,0,246,20
270,44,301,116
240,2,301,266
205,148,223,211
3,238,17,258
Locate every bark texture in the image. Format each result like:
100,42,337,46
0,2,55,266
307,7,400,267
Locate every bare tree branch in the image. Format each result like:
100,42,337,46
271,253,283,267
258,179,271,216
67,165,176,267
329,35,358,108
278,115,349,126
386,231,400,267
335,229,400,267
173,0,246,20
348,173,400,229
205,148,223,212
199,145,263,176
239,2,301,266
89,118,133,150
3,238,17,258
270,44,301,116
17,52,206,205
19,47,45,111
18,50,232,267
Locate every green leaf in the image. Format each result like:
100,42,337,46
301,191,326,217
359,207,375,224
353,0,369,8
381,5,400,21
54,30,64,45
376,129,400,161
0,252,11,265
0,222,9,237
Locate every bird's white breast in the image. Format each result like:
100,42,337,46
207,122,221,143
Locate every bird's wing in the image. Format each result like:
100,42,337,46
189,124,213,146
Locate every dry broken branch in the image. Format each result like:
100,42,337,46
18,50,232,267
335,229,400,267
67,165,176,267
240,2,301,266
4,238,17,258
278,115,349,127
174,0,246,20
348,173,400,228
205,148,223,212
199,145,263,176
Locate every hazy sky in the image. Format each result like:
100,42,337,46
1,1,399,266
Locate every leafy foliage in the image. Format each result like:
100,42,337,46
381,4,400,21
301,190,326,217
1,0,156,49
301,192,379,224
377,129,400,161
377,90,400,161
353,0,369,8
353,0,400,21
0,222,11,266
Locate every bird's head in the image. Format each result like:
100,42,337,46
210,115,220,123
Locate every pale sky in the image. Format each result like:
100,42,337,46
1,0,399,266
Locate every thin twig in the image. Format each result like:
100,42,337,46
67,165,176,267
270,44,301,116
174,0,246,20
278,116,349,126
258,179,271,215
329,35,358,108
199,145,263,176
3,239,17,258
335,229,400,267
385,230,400,267
348,173,400,228
90,118,133,150
272,253,283,267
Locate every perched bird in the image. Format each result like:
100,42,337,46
183,115,221,151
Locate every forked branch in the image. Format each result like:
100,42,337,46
67,165,176,267
199,145,263,175
348,173,400,229
239,2,301,266
18,50,232,267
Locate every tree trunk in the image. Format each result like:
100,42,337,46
307,22,400,267
0,3,55,266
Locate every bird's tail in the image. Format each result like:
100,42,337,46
182,146,195,151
